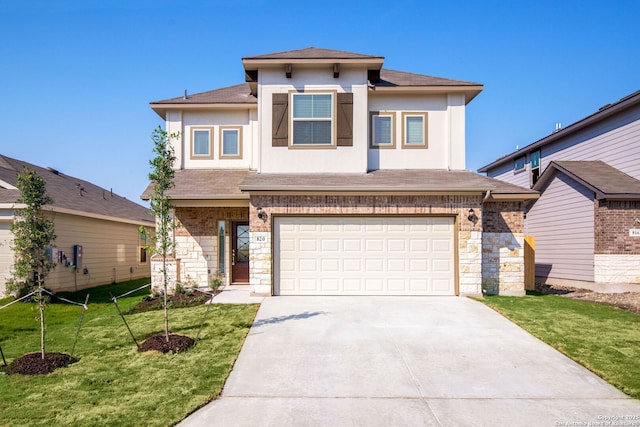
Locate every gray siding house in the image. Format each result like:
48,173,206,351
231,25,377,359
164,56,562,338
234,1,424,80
479,90,640,288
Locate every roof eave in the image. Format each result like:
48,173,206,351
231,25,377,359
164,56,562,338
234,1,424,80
150,102,257,119
370,85,483,104
242,57,385,70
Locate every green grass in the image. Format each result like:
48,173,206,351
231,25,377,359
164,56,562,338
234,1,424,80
479,292,640,399
0,279,259,426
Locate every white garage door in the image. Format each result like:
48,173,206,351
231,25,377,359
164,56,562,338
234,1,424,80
0,222,13,293
274,217,455,295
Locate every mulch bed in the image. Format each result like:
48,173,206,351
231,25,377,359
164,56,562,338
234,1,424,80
139,334,195,354
6,352,77,375
127,289,217,314
536,282,640,314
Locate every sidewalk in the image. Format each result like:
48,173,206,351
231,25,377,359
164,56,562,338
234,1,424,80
208,285,265,304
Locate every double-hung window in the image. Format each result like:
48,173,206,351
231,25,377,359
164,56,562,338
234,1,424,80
191,127,213,159
401,112,428,148
292,93,333,145
370,112,395,148
219,126,242,158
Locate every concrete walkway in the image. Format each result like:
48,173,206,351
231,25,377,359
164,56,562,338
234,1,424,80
183,295,640,427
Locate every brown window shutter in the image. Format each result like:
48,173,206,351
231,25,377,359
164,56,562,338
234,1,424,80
336,92,353,146
272,93,288,147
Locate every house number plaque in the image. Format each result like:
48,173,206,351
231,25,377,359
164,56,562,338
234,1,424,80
630,229,640,237
255,235,267,242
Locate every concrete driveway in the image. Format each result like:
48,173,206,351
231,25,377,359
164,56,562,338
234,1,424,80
181,297,640,426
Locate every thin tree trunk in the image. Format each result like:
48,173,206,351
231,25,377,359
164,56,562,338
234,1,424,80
163,253,169,342
39,283,45,360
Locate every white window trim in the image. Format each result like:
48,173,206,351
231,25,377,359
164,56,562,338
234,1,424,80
190,127,214,159
370,112,396,149
401,112,428,149
219,126,243,159
289,91,336,148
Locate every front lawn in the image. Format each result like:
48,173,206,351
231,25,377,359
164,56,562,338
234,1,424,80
480,292,640,399
0,279,259,426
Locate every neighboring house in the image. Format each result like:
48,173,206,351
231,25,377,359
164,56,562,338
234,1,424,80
479,90,640,287
0,155,154,294
143,47,537,297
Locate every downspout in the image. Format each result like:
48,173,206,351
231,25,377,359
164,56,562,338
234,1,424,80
483,189,492,203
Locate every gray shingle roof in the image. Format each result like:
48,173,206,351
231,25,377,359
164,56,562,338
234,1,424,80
240,169,536,196
0,155,153,224
536,161,640,198
143,169,535,198
378,69,481,87
151,83,256,105
141,169,250,200
242,47,383,61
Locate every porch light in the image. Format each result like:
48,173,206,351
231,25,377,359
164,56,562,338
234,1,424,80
257,207,268,222
467,208,477,223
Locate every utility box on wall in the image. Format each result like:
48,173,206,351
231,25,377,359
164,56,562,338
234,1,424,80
73,245,83,270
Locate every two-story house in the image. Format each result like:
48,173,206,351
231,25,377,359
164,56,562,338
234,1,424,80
479,90,640,288
143,47,537,297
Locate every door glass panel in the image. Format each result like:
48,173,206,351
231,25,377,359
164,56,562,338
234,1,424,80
236,224,249,262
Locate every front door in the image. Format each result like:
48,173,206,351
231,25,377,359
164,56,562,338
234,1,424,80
232,222,250,283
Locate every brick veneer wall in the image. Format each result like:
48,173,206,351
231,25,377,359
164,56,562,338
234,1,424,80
594,200,640,254
249,194,485,295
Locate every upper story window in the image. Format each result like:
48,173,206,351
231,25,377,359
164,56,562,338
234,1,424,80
530,150,541,185
292,93,333,145
220,126,242,158
370,112,395,148
401,112,428,148
514,156,525,172
191,127,213,159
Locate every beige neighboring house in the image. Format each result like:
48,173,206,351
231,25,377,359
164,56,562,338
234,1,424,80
0,154,154,294
143,47,538,297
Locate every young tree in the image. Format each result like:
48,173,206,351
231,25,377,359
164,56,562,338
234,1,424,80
148,126,179,342
8,167,57,359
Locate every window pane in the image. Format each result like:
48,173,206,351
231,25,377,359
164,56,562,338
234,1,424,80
531,151,540,169
293,121,331,144
293,95,313,118
406,116,424,144
194,130,209,155
374,116,392,145
514,157,525,171
223,130,239,155
293,94,332,118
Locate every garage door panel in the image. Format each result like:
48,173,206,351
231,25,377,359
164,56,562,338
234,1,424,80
275,217,454,296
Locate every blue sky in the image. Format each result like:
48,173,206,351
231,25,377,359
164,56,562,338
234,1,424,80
1,0,638,204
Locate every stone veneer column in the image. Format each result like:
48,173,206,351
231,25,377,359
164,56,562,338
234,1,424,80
482,232,525,295
458,231,482,295
249,231,272,296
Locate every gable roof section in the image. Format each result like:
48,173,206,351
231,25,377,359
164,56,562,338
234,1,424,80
534,160,640,200
0,155,153,224
479,90,640,172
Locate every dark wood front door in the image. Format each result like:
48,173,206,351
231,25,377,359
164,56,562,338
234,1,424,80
232,222,250,283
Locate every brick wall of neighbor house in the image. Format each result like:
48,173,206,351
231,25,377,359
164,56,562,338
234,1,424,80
162,207,249,289
594,200,640,283
249,195,485,296
481,201,525,295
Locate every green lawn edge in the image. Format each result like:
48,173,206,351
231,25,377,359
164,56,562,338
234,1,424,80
0,279,260,426
476,293,640,399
